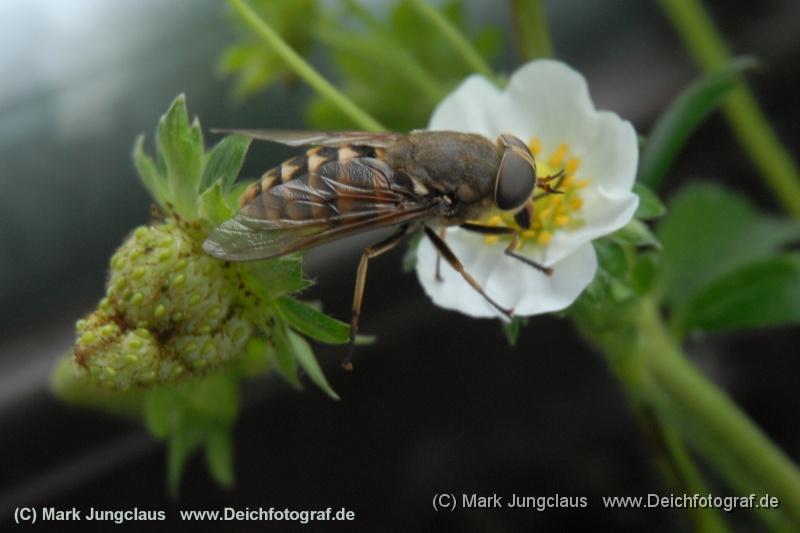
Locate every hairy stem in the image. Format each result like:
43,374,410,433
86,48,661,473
659,0,800,219
228,0,385,131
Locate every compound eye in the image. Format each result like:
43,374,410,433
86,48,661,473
495,148,536,211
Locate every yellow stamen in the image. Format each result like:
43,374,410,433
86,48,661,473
484,236,499,245
529,137,541,156
576,179,589,189
548,143,568,167
565,157,580,175
570,197,583,210
537,231,552,245
555,215,570,226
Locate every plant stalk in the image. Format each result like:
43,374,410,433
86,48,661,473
509,0,555,60
659,0,800,219
407,0,499,84
228,0,385,131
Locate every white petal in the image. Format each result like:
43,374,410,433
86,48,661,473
540,111,639,265
495,60,599,155
428,75,502,135
416,228,597,319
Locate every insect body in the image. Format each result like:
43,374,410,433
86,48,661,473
203,130,558,367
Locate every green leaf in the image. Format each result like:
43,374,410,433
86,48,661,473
198,179,237,227
271,325,301,388
278,297,350,344
610,219,661,249
502,317,528,346
156,94,204,216
167,418,203,498
132,135,168,208
639,57,757,188
657,182,800,309
633,182,667,220
201,134,252,193
679,254,800,333
287,329,339,400
205,426,235,488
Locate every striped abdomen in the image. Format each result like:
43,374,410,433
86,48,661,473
238,144,413,224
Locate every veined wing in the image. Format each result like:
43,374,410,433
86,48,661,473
210,129,405,148
203,157,439,261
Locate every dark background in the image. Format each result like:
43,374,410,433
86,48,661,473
1,1,798,531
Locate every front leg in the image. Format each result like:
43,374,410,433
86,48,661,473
459,222,553,276
424,225,513,317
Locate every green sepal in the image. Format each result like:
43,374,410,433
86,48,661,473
241,257,312,302
198,179,237,227
205,425,235,489
156,94,205,217
167,417,203,498
401,232,423,273
278,297,351,344
271,325,302,389
286,329,339,400
132,134,169,209
611,219,662,250
631,251,663,297
201,134,252,192
502,317,528,347
633,182,667,220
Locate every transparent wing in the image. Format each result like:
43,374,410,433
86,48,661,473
203,204,437,261
203,157,438,261
210,129,404,148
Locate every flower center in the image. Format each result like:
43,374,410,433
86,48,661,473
477,137,588,248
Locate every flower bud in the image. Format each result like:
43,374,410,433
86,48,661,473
73,221,251,389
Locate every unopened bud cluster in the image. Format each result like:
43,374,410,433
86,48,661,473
73,221,251,390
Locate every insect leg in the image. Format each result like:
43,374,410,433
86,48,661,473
434,227,446,282
533,168,567,199
459,223,554,276
423,225,513,318
345,225,410,371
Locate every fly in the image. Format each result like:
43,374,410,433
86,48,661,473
203,129,563,369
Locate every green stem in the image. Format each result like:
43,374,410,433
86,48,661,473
639,299,800,530
407,0,499,84
658,417,730,533
574,297,800,530
509,0,555,59
228,0,385,132
659,0,800,219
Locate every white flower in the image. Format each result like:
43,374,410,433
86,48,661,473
416,60,639,318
